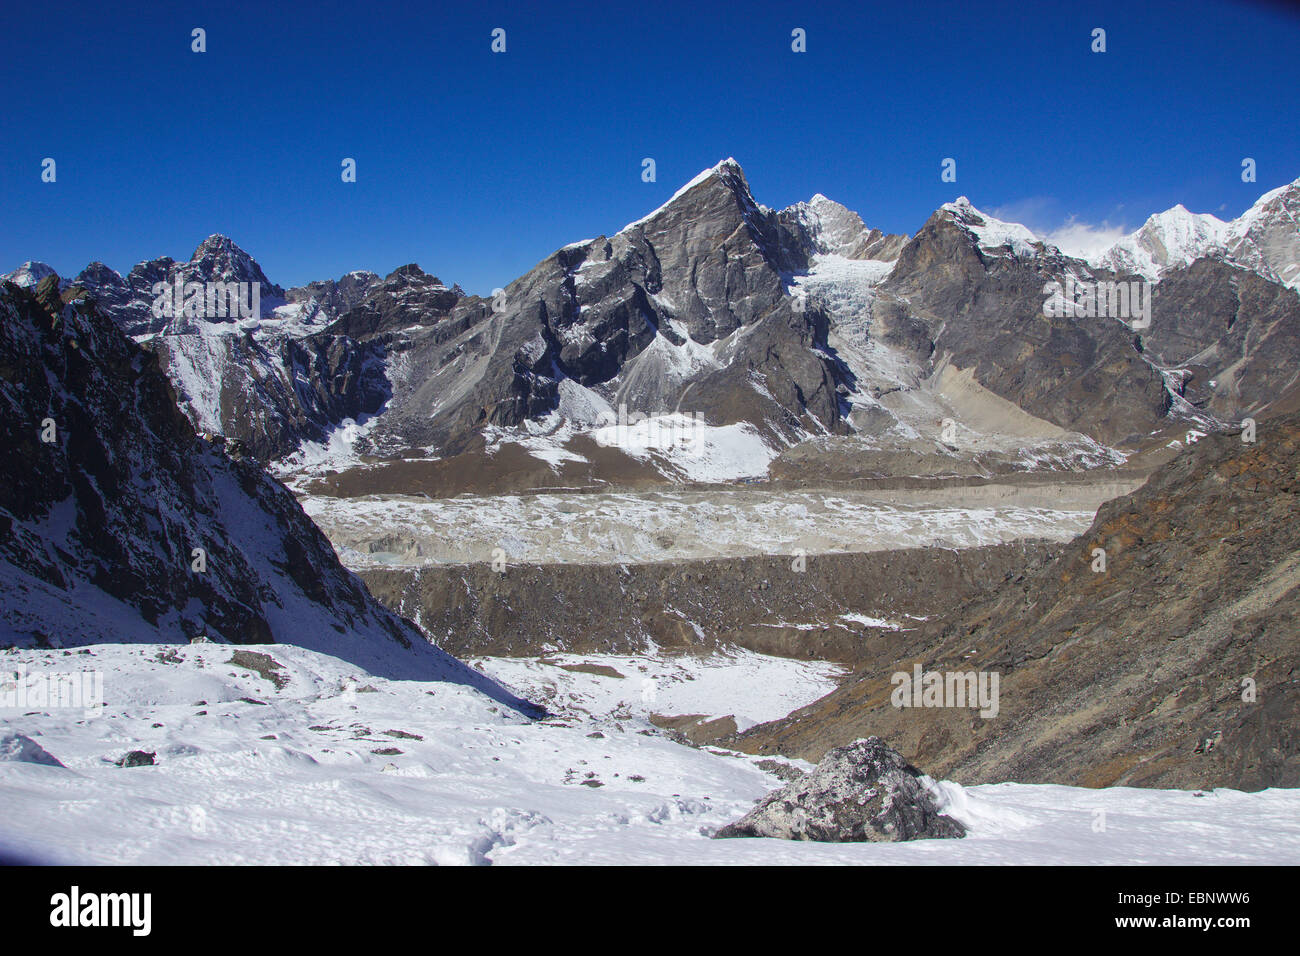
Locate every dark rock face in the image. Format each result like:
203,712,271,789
1140,258,1300,420
734,415,1300,791
72,256,176,336
179,234,285,304
76,236,284,338
148,324,392,463
715,737,965,842
72,261,134,316
322,265,461,339
879,208,1171,445
285,270,382,324
70,243,411,462
71,247,473,461
617,160,790,345
0,276,533,700
0,275,375,651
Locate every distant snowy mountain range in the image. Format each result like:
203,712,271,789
1091,180,1300,288
5,163,1298,476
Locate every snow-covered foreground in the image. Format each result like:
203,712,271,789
2,643,1297,866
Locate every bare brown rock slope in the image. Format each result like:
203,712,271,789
731,416,1300,791
359,540,1059,660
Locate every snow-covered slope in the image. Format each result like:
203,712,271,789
1,261,63,289
1223,177,1300,289
779,194,909,262
3,641,1297,865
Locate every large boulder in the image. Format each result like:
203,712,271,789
714,737,966,842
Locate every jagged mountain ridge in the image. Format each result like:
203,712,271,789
145,258,469,462
8,163,1299,472
871,201,1174,445
360,158,853,458
63,240,443,461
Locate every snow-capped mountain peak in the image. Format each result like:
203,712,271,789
1091,177,1299,288
778,193,908,263
1234,176,1300,230
940,197,1043,257
1093,204,1229,279
1223,176,1300,288
785,194,875,258
1,261,62,290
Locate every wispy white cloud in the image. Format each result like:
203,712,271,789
1040,217,1131,259
987,198,1132,260
987,197,1058,227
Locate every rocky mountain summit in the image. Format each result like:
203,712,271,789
872,200,1172,445
846,187,1300,449
777,192,910,262
356,158,852,458
284,270,383,326
63,235,285,338
39,238,411,461
320,265,462,339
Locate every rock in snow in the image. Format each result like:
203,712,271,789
714,737,966,842
115,750,157,768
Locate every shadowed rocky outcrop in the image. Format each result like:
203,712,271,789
67,237,396,462
1139,258,1300,419
0,275,535,710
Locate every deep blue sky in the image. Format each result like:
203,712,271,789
2,0,1298,295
